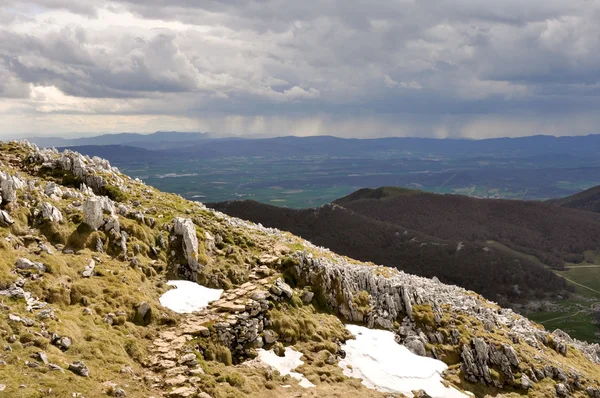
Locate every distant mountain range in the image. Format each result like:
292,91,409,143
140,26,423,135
209,186,600,306
26,131,225,150
30,132,600,157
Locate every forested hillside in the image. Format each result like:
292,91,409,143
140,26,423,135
334,187,600,267
209,199,571,306
550,185,600,213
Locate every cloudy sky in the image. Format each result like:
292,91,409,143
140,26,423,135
1,0,599,139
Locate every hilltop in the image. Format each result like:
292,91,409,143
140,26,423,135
551,185,600,213
0,141,600,397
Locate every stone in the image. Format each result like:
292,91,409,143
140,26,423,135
133,302,152,326
263,330,279,344
168,387,196,398
104,216,120,233
83,198,104,230
0,173,20,202
35,352,49,365
8,314,21,322
15,258,45,272
41,202,63,223
68,361,90,377
48,363,64,372
52,334,72,351
520,374,532,390
325,353,336,365
413,390,432,398
178,353,197,366
164,374,187,386
275,279,293,298
301,290,314,304
82,259,95,278
44,182,63,198
0,210,14,226
173,218,200,273
556,383,569,396
405,336,427,357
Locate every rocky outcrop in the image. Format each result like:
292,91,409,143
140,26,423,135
29,146,126,195
286,251,600,394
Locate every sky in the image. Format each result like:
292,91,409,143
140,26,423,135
0,0,599,139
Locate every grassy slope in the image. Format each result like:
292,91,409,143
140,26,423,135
0,142,392,398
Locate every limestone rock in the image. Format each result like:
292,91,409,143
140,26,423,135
0,210,14,226
15,258,46,272
556,383,569,396
521,374,532,390
0,172,21,202
263,330,279,344
83,198,104,230
82,259,95,278
172,217,200,274
301,290,314,304
133,302,152,326
52,334,72,351
68,361,90,377
41,202,63,223
44,182,63,198
168,387,196,398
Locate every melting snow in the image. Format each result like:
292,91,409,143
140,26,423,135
257,347,315,388
339,324,470,398
159,280,223,314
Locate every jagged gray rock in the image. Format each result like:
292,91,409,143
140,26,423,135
0,210,14,226
44,182,63,198
172,218,200,276
133,302,152,326
83,198,104,230
41,202,63,223
82,259,95,278
0,172,23,202
15,258,46,273
68,361,90,377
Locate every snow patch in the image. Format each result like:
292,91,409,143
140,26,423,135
339,324,470,398
159,280,223,314
257,347,315,388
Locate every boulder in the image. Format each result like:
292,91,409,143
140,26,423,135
44,182,63,198
405,336,427,357
301,290,314,304
0,172,21,202
173,218,200,272
41,202,63,223
83,198,104,230
133,302,152,326
0,210,14,226
68,361,90,377
15,258,46,272
263,329,279,344
82,259,95,278
556,383,569,396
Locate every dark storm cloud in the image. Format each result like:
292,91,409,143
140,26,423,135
0,0,599,137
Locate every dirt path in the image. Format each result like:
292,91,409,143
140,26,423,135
561,276,600,295
143,275,275,397
564,264,600,269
